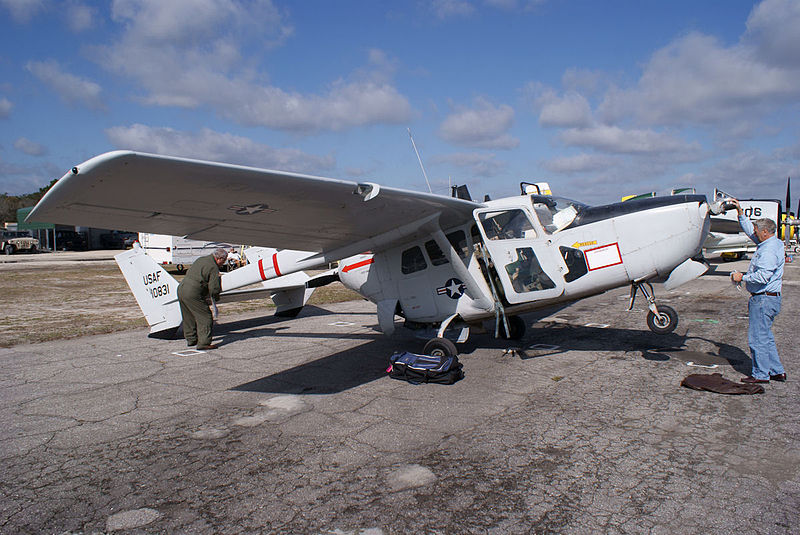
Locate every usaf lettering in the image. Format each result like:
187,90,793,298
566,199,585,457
143,271,161,285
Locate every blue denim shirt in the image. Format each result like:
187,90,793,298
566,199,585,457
739,215,784,294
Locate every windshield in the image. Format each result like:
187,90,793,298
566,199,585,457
528,195,588,232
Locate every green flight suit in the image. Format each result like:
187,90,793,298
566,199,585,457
177,255,222,347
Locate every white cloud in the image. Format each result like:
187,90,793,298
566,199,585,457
14,137,47,156
438,97,519,149
0,97,11,118
65,1,95,32
430,0,474,19
26,60,104,110
105,124,335,175
110,0,292,46
744,0,800,68
669,148,798,204
0,0,46,23
561,68,606,94
433,152,506,178
484,0,547,11
541,153,618,174
93,1,411,132
598,30,800,126
535,89,592,128
559,125,698,155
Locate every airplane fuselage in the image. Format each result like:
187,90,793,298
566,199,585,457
338,194,711,331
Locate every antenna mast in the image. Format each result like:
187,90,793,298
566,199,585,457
408,128,433,193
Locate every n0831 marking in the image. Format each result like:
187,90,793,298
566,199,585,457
148,284,169,299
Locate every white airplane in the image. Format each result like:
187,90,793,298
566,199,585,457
28,151,726,357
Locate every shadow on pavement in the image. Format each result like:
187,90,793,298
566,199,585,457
459,323,752,373
230,338,397,395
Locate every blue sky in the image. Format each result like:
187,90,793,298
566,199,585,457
1,0,798,207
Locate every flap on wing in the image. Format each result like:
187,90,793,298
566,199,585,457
29,151,481,255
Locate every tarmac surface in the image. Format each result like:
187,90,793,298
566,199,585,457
2,254,799,534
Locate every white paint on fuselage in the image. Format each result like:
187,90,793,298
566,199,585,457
338,197,710,326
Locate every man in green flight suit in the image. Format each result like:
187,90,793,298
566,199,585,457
177,248,228,350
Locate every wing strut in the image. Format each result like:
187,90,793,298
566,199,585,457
475,243,511,338
424,221,493,312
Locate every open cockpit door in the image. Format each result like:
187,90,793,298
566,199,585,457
473,205,565,304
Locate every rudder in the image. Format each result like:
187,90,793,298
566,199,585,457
115,244,182,335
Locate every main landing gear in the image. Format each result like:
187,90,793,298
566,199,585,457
422,312,526,358
629,281,678,335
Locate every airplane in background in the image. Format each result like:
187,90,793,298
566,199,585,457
29,151,729,357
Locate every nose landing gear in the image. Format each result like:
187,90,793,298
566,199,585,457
629,281,678,335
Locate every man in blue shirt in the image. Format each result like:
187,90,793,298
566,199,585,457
730,199,785,384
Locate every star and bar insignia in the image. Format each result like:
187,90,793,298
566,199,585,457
228,203,274,215
436,278,466,299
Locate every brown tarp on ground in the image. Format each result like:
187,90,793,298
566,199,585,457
681,373,765,395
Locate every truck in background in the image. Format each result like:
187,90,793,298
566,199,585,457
138,233,239,273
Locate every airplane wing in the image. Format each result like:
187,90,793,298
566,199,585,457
28,151,483,257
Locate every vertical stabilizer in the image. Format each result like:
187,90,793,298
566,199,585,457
115,244,182,335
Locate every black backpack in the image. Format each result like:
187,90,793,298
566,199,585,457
388,351,464,385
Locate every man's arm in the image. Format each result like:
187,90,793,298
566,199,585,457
208,267,222,301
731,199,757,242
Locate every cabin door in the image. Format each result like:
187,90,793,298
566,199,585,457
473,206,564,304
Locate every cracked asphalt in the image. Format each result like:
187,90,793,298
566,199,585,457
2,257,798,534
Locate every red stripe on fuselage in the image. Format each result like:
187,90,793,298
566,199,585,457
342,258,374,272
272,253,282,277
257,258,267,281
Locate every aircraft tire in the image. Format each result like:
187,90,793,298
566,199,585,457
424,337,458,358
646,305,678,335
501,315,526,340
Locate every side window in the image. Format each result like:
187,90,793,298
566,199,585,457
560,246,588,282
401,246,428,274
446,230,468,259
504,247,555,293
479,209,535,240
424,240,449,266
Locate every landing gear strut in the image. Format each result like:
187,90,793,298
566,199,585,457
629,281,678,335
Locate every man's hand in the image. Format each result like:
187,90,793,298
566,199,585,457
730,198,743,216
731,270,744,283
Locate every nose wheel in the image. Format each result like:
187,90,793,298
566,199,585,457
646,305,678,334
630,281,679,335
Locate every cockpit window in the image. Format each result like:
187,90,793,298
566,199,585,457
479,209,535,240
528,195,587,233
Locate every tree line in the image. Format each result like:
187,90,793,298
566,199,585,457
1,179,57,226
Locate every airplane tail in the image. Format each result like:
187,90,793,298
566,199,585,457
115,244,325,335
115,244,182,336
